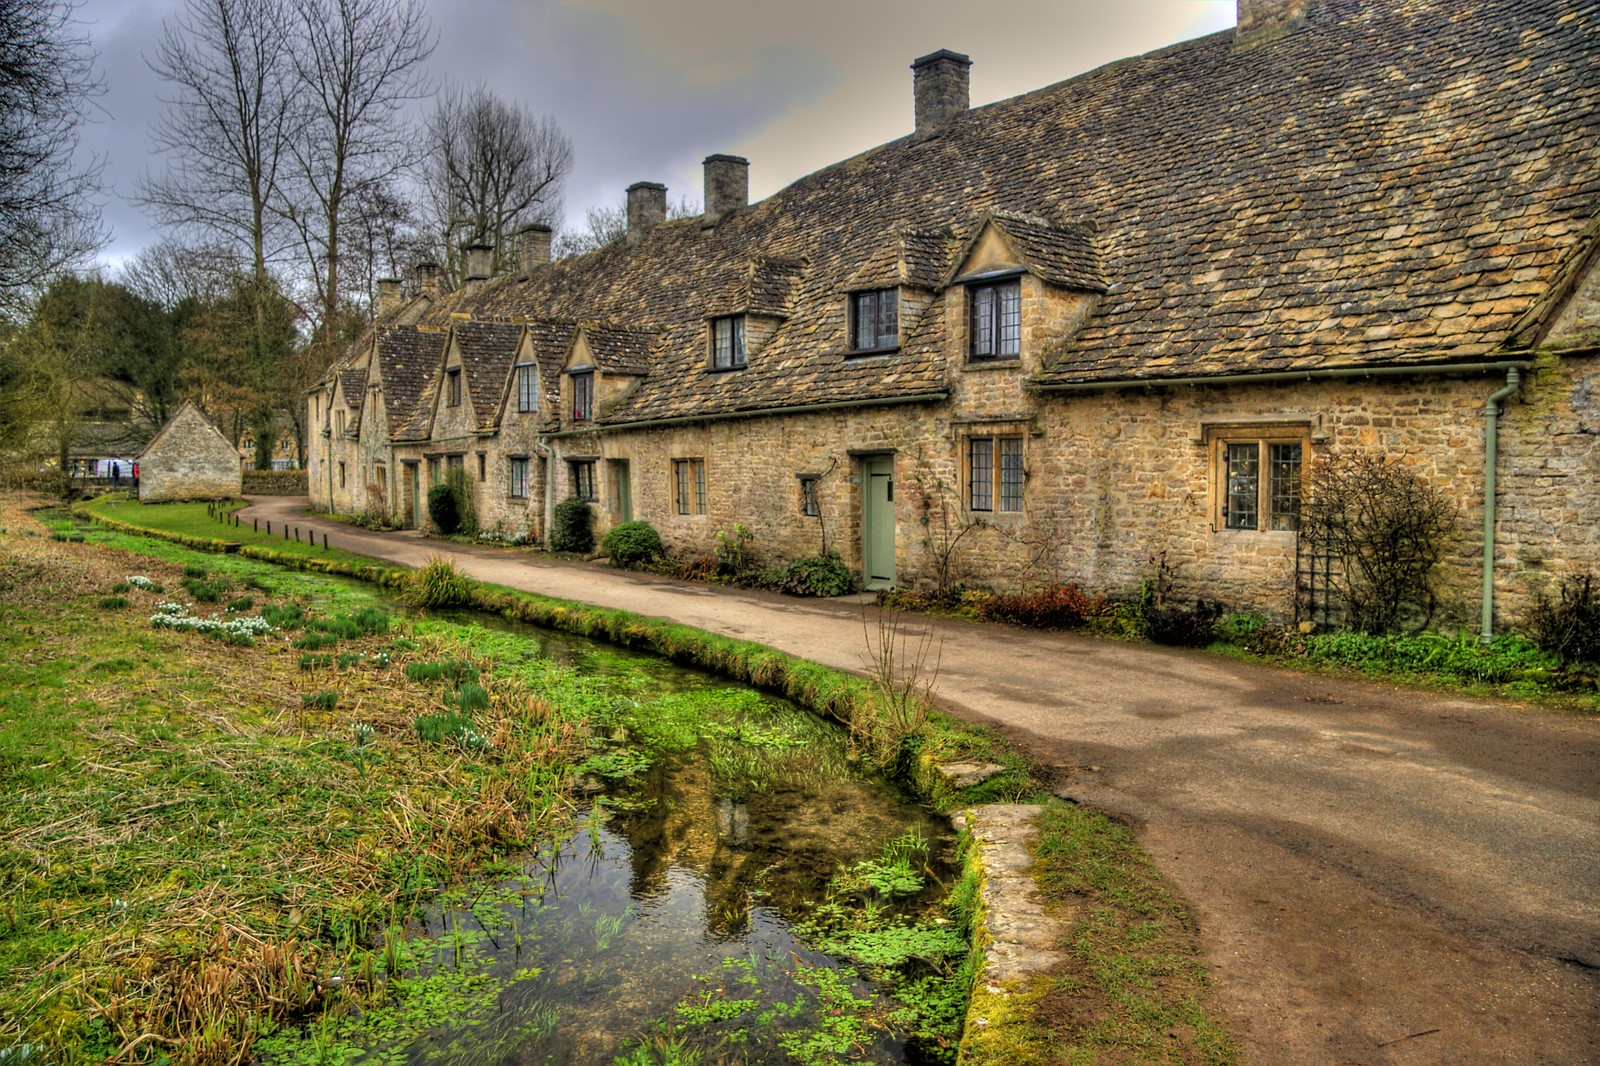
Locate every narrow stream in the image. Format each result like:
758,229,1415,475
261,615,966,1065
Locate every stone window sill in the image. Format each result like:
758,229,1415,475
963,357,1023,372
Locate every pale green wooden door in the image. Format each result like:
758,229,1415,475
610,460,633,521
862,456,896,589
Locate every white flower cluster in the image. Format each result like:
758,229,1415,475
150,603,275,639
127,575,158,590
455,727,492,751
477,530,531,546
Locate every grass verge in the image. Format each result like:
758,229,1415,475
66,494,1239,1064
0,500,587,1062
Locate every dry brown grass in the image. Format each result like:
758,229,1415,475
0,495,588,1063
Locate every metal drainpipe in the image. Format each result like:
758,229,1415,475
534,436,556,546
1481,366,1522,644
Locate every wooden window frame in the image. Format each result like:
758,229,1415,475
848,289,899,353
968,278,1022,361
446,368,462,407
568,459,596,501
509,457,529,499
515,363,537,413
710,316,746,371
1205,424,1308,533
962,432,1025,513
672,458,707,515
338,461,345,488
799,475,819,517
571,371,594,422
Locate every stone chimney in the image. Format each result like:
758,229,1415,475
911,49,971,136
462,243,493,281
375,277,403,315
702,154,749,227
1236,0,1314,46
520,222,553,273
412,261,441,299
626,181,667,245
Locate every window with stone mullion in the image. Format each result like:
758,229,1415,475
969,437,994,511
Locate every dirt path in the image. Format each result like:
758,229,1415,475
241,497,1600,1064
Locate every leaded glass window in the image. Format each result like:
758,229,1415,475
850,289,899,351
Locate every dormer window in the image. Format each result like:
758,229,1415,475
969,278,1021,360
515,363,536,413
572,371,593,421
849,289,898,352
446,368,462,406
711,316,746,370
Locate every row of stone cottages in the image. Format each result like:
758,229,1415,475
308,0,1600,633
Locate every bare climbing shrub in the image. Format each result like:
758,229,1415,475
856,610,940,775
1299,453,1457,634
1522,571,1600,666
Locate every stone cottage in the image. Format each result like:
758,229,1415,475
139,401,243,502
308,0,1600,633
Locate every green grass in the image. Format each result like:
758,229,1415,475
0,514,589,1062
960,800,1237,1066
40,500,1239,1064
78,495,382,571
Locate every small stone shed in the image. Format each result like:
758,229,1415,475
138,401,243,502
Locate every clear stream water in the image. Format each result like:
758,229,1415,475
259,614,964,1066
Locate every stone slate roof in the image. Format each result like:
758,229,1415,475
583,325,660,375
376,328,448,441
348,0,1598,429
452,322,525,429
968,211,1106,293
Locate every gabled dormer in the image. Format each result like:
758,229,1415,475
839,227,956,357
703,257,805,372
942,211,1105,373
428,332,476,443
559,324,659,427
449,321,526,433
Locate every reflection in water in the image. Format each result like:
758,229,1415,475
260,615,960,1065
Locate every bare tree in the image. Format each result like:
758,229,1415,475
285,0,434,354
0,0,106,316
553,194,700,259
420,82,572,283
140,0,300,307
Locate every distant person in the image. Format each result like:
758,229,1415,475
111,462,121,489
132,462,140,494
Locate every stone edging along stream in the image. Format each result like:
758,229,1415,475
77,504,1071,1060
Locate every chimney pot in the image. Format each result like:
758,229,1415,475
911,49,971,136
376,277,403,315
520,222,553,273
702,154,749,227
463,243,493,281
626,182,667,245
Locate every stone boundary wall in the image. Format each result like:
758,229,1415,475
242,470,309,496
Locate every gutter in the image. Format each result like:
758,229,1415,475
1032,360,1536,393
542,392,949,439
1481,367,1523,643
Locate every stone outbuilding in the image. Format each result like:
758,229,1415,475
138,401,243,502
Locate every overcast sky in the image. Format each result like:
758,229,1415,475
76,0,1237,270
